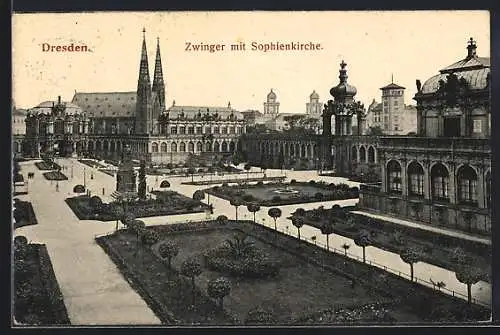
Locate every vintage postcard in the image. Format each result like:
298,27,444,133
11,11,492,326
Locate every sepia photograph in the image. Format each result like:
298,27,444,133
11,10,492,326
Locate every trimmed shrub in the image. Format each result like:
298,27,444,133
309,180,316,185
272,195,281,202
314,192,324,200
290,179,297,185
73,184,85,193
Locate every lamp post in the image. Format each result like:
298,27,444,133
83,166,86,188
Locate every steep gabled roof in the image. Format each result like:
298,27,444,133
72,92,136,118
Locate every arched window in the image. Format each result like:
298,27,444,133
221,141,228,152
188,142,194,152
229,141,235,152
368,146,376,163
457,165,478,205
486,171,491,209
205,142,211,152
295,144,300,156
110,142,116,152
408,162,424,197
213,141,220,152
431,163,449,201
290,144,295,156
360,146,366,162
387,160,402,193
171,142,177,152
196,141,203,152
301,144,306,157
351,146,358,161
179,142,186,152
152,142,158,153
161,142,167,152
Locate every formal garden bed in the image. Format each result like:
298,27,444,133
294,206,492,283
182,176,286,186
13,237,70,325
13,199,38,229
35,161,62,171
65,191,209,221
96,219,489,325
207,180,359,207
42,171,68,181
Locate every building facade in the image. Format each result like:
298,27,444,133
359,38,491,235
366,81,418,135
306,90,323,118
263,89,280,117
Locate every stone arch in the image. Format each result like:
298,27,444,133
368,146,376,163
407,161,425,197
188,141,195,152
205,141,212,152
110,141,116,152
229,141,236,152
196,141,203,152
88,141,94,151
161,142,167,152
179,142,186,152
213,141,220,152
351,146,358,161
96,141,102,151
295,143,300,156
152,142,159,153
171,142,177,152
457,165,478,205
359,146,366,163
386,160,402,193
221,141,228,152
430,162,450,201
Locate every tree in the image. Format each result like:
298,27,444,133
294,208,306,217
244,163,251,180
89,195,103,209
230,199,241,220
247,204,261,223
217,215,228,223
158,240,179,275
193,190,205,201
138,160,147,200
131,220,146,254
341,243,350,256
268,208,282,232
225,233,255,258
400,247,423,281
160,180,170,188
291,216,305,240
181,258,203,306
320,220,335,251
121,212,136,227
207,277,232,310
354,230,372,263
455,266,483,304
141,229,160,256
73,184,85,193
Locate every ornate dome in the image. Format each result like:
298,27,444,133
267,89,277,100
418,38,490,95
310,90,319,99
330,61,357,100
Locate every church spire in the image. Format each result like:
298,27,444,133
138,28,150,84
152,36,165,109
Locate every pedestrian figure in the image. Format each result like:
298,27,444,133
90,173,94,180
56,182,59,192
102,187,105,195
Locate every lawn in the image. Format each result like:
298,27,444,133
65,191,209,221
297,207,492,283
208,181,359,206
13,199,38,229
96,220,490,325
182,176,286,186
13,240,70,325
42,171,68,181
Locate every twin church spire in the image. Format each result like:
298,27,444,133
136,28,165,134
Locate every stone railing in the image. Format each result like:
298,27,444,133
378,136,490,153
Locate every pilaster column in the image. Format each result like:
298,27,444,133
401,158,408,197
477,163,485,208
422,159,431,200
381,160,387,193
448,161,456,204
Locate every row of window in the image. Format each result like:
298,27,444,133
151,141,236,153
169,126,242,135
387,162,489,207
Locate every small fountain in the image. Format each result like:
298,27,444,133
273,184,299,195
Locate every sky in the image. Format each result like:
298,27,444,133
12,11,490,112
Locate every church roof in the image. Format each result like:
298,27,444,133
166,105,244,120
71,92,136,118
420,67,489,94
